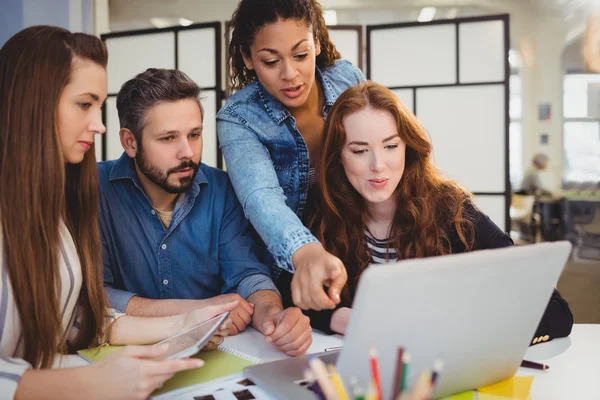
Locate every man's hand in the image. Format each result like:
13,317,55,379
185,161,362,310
260,307,312,357
291,243,347,310
204,294,254,336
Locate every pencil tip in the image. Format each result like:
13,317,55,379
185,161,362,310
369,346,378,357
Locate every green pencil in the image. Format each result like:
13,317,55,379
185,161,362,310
400,352,411,393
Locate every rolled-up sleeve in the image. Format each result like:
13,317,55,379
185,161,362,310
0,357,30,400
103,286,136,313
236,274,280,299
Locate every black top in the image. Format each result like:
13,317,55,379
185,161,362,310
277,203,573,345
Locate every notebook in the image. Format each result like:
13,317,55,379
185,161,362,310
78,343,261,397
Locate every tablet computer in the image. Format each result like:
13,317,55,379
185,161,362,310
154,311,230,360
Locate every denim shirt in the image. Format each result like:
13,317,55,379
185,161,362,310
99,153,278,312
217,60,364,278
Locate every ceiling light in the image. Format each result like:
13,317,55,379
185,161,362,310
324,10,337,26
179,18,193,27
418,7,437,22
149,18,171,29
446,7,458,20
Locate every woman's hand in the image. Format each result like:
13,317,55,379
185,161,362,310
291,243,347,311
175,300,238,351
88,344,203,400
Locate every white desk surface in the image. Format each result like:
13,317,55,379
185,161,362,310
517,324,600,399
63,324,599,399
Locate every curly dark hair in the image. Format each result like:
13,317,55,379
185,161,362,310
228,0,341,90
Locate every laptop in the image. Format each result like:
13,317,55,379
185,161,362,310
244,241,572,399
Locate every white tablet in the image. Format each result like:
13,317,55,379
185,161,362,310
154,311,230,360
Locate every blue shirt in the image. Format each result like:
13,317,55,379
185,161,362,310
217,60,364,278
99,153,278,312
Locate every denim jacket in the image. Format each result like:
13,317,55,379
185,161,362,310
217,60,364,277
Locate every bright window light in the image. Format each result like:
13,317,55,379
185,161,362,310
324,10,338,26
418,7,437,22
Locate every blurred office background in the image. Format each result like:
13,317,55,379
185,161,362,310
1,0,598,321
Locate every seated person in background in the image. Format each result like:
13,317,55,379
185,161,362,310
520,153,553,197
99,68,311,356
302,81,573,344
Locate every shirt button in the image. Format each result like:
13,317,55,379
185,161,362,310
151,210,156,215
161,244,167,250
163,279,169,285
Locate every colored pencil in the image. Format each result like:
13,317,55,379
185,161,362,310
392,347,405,400
521,359,549,370
369,347,383,400
309,356,339,400
401,352,411,393
328,365,350,400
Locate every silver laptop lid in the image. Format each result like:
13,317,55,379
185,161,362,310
337,241,571,399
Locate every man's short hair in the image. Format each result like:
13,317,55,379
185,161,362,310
116,68,203,141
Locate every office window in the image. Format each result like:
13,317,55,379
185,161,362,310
509,74,522,189
563,74,600,188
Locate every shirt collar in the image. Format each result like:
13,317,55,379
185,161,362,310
256,64,337,125
108,152,208,199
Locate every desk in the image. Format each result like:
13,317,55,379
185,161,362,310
63,324,599,399
517,324,600,399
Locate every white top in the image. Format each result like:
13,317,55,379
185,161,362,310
0,220,116,400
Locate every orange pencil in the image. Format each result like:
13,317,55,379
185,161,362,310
369,347,383,400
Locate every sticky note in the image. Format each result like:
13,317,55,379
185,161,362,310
477,376,534,400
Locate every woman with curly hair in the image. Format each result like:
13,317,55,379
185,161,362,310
306,81,573,342
217,0,364,312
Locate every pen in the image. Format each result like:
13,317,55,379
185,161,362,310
520,359,550,370
369,347,383,400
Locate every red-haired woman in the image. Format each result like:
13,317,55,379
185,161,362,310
306,81,573,344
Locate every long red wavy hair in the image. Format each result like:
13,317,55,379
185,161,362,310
308,81,476,300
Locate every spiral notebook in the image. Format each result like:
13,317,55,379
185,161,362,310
77,343,262,397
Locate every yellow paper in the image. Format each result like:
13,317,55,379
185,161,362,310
77,345,256,396
438,376,534,400
477,376,534,400
478,394,519,400
78,345,124,362
440,391,476,400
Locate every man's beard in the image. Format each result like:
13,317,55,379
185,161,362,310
135,147,199,194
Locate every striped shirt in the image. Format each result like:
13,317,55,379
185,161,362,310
365,231,398,264
0,219,118,400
